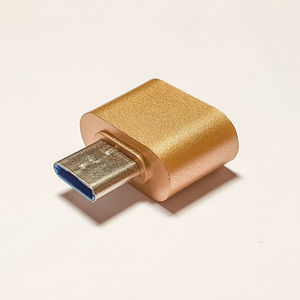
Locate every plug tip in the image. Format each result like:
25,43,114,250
54,163,96,201
54,140,140,201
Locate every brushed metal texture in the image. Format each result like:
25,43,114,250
81,79,239,201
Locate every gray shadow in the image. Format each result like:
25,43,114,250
158,166,239,213
59,166,239,224
59,183,148,224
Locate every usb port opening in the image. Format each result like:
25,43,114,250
54,163,95,201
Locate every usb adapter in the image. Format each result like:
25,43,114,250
54,79,239,202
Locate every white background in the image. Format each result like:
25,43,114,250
1,1,299,299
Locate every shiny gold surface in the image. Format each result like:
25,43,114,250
81,79,239,201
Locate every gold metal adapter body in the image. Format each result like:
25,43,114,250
79,79,239,201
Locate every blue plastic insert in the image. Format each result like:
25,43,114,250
54,163,95,201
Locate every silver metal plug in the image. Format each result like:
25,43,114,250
54,140,140,201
